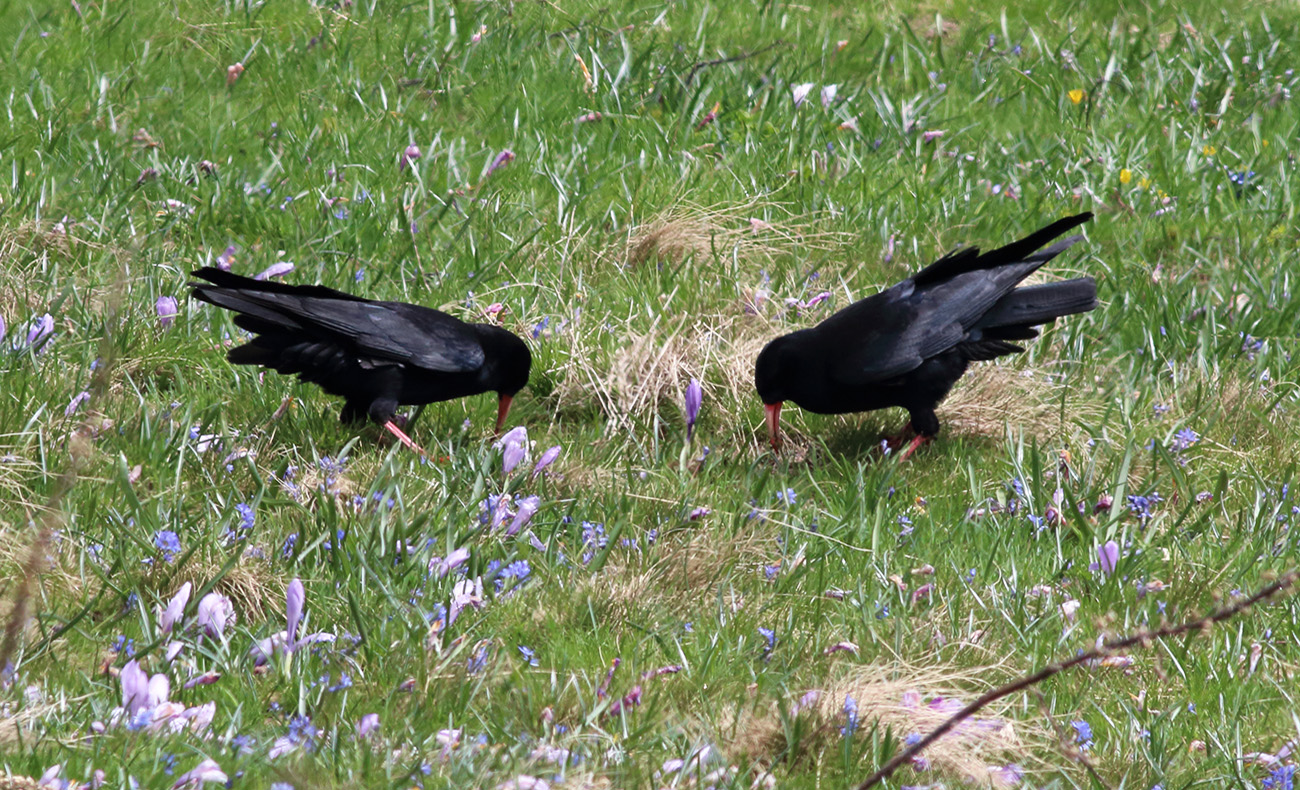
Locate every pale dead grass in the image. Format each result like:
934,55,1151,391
723,662,1052,785
580,526,775,623
617,200,848,270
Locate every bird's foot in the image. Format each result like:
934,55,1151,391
382,420,427,456
883,421,915,454
896,434,932,462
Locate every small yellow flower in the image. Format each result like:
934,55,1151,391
1138,176,1151,189
1068,89,1084,104
1119,168,1132,185
1262,139,1270,147
1202,144,1216,156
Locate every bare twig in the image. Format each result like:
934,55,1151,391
684,40,787,86
854,570,1300,790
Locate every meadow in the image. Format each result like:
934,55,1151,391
1,0,1298,787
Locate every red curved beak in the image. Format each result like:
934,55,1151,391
495,394,514,436
764,402,783,452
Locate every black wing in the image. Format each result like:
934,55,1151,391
190,268,486,373
825,214,1092,387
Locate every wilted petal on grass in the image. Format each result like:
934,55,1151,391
172,758,226,788
400,144,421,171
159,582,191,633
215,245,236,270
792,83,815,107
486,149,515,178
532,445,561,477
255,262,295,281
182,672,221,689
226,62,244,86
156,296,178,327
820,84,838,107
921,129,946,143
823,641,858,656
684,378,702,439
196,592,234,638
802,291,832,309
287,578,304,646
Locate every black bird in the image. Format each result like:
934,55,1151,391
190,267,531,454
754,212,1097,459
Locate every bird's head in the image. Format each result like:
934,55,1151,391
477,326,533,434
754,334,803,452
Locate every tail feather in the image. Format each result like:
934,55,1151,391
912,212,1093,286
977,277,1097,329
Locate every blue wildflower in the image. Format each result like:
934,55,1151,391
841,694,859,737
287,715,318,752
1071,719,1094,750
518,645,539,667
154,530,181,562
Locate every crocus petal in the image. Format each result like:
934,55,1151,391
215,245,236,271
120,660,150,715
255,262,295,281
156,296,178,327
286,578,305,646
400,144,421,170
356,713,380,738
159,582,192,633
196,592,233,638
507,496,541,536
485,149,515,177
0,312,6,342
1098,540,1120,575
820,84,838,108
434,547,470,578
25,313,54,352
165,641,185,662
532,445,561,477
792,83,815,107
684,378,702,439
172,757,227,788
503,443,526,474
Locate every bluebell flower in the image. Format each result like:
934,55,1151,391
518,645,539,667
841,694,859,736
776,488,796,505
1071,719,1094,750
154,530,181,562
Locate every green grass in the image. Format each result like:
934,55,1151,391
1,0,1298,787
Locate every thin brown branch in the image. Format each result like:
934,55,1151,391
854,570,1299,790
685,40,787,86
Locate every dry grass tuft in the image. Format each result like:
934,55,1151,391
619,201,846,269
582,526,774,623
724,663,1048,785
941,362,1095,441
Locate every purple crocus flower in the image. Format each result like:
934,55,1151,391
684,378,702,440
156,296,178,327
355,713,380,738
792,82,815,107
196,592,234,638
26,313,54,352
433,547,470,578
485,149,515,178
0,312,7,342
1096,540,1120,576
286,578,304,647
400,144,421,170
120,660,151,715
532,445,561,478
498,426,528,474
158,582,192,634
171,757,227,788
448,577,484,626
507,496,541,536
64,390,90,417
255,262,295,281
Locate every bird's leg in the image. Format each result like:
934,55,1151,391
381,420,428,456
884,421,915,452
896,434,932,462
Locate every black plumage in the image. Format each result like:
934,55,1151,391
190,267,531,452
754,212,1097,457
